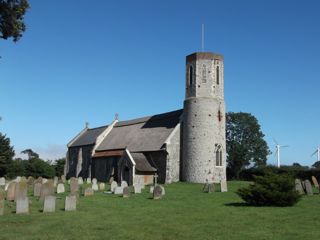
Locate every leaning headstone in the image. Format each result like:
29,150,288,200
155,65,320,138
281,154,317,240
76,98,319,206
65,195,77,211
70,178,79,194
149,186,154,194
153,185,163,200
15,181,28,201
0,189,5,215
43,196,56,213
40,181,55,200
110,181,117,192
114,186,123,195
220,180,228,192
92,178,98,184
92,182,99,191
295,179,305,195
78,177,84,185
34,182,42,197
0,177,5,186
311,176,319,189
304,180,313,195
99,183,105,191
6,182,16,201
57,183,65,194
16,197,29,214
84,187,94,197
86,178,91,184
203,182,214,193
121,181,128,188
123,187,130,198
53,176,59,187
134,185,142,194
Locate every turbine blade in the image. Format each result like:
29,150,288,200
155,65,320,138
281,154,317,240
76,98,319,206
311,150,317,156
280,145,289,148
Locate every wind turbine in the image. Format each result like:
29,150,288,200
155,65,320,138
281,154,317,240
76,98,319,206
311,146,320,162
273,138,289,168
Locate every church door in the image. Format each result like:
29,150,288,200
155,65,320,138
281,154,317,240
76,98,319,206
123,166,130,184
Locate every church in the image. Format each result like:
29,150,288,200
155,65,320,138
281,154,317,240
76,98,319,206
65,52,227,189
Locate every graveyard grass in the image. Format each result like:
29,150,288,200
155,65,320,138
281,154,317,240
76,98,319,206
1,182,320,240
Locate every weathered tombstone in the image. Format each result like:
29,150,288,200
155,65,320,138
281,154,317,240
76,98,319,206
92,183,99,191
57,183,65,194
70,178,79,194
65,195,77,211
0,189,5,215
99,183,105,191
92,178,98,185
134,185,142,194
121,181,128,188
34,182,42,197
84,187,94,197
15,176,21,182
203,182,214,193
153,185,163,200
295,179,305,195
301,180,306,191
78,177,84,185
35,177,43,184
40,181,55,200
53,176,59,187
160,186,165,195
14,181,28,201
220,180,228,192
43,196,56,213
42,178,48,184
304,180,313,195
114,186,123,195
60,175,66,183
6,182,16,201
27,176,34,186
16,197,29,214
311,176,319,189
123,187,130,198
0,177,5,186
110,181,117,192
149,186,154,194
86,178,91,184
21,176,27,182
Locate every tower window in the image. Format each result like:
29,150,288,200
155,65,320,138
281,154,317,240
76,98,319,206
202,64,207,83
216,66,220,85
189,66,193,86
218,110,222,122
215,145,223,166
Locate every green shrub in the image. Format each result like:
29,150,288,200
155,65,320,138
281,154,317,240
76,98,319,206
237,173,301,206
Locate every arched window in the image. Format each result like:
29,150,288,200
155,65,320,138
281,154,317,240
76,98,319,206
202,64,207,83
216,66,220,85
215,145,222,166
189,66,193,86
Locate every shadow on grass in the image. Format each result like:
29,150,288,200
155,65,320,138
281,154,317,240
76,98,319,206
224,202,249,207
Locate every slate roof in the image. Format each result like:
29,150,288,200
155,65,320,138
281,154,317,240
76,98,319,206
95,109,182,152
130,152,157,172
69,126,108,147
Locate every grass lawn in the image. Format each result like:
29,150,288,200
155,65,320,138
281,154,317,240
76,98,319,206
1,181,320,240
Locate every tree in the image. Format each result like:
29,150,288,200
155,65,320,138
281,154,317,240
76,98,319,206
226,112,270,179
312,161,320,169
54,158,65,177
21,148,39,159
0,133,14,176
0,0,30,42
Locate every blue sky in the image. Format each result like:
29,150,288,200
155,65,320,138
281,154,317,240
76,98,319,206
0,0,319,166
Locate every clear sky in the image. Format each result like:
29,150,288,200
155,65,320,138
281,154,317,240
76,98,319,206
0,0,319,166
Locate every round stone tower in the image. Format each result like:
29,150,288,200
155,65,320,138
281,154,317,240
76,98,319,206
182,52,227,185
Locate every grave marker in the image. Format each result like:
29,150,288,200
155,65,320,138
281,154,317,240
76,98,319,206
99,183,105,191
70,178,79,194
15,181,28,201
0,189,5,215
65,195,77,211
40,181,55,201
123,187,130,198
114,186,123,195
34,182,42,197
220,180,228,192
153,185,163,200
304,180,313,195
0,177,5,186
295,179,305,195
43,196,56,213
84,187,94,197
121,181,128,188
111,181,117,192
57,183,65,194
16,197,29,214
6,182,16,201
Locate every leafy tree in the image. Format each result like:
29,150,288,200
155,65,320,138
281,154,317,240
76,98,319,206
237,172,301,206
25,157,55,178
54,158,65,177
226,112,270,179
0,133,14,176
312,161,320,169
6,158,26,178
0,0,30,42
21,148,39,159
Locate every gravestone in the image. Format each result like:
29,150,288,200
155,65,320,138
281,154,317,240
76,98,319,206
78,177,84,185
86,178,91,184
5,183,9,191
160,186,165,195
27,176,34,185
6,182,16,201
121,181,128,188
21,176,27,182
99,183,105,191
65,195,77,211
35,177,43,184
123,187,130,198
153,185,163,200
114,186,123,195
149,186,154,194
70,178,79,194
134,185,142,194
295,179,305,195
109,176,114,184
15,181,28,201
40,181,55,200
304,180,313,195
311,176,319,189
92,178,98,185
42,178,48,184
16,197,29,214
0,177,5,186
34,182,42,197
110,181,117,192
15,176,21,182
43,196,56,213
220,180,228,192
61,175,66,183
0,189,5,215
84,187,94,197
92,183,99,191
57,183,65,194
203,182,214,193
53,176,59,187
